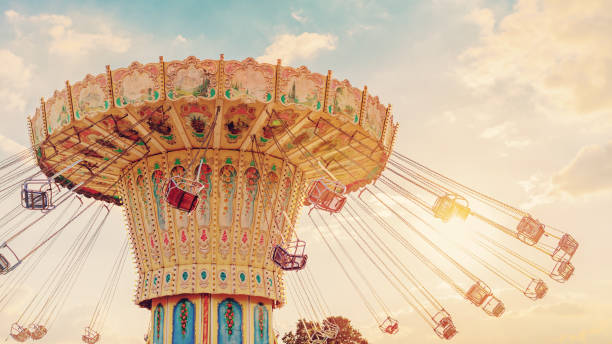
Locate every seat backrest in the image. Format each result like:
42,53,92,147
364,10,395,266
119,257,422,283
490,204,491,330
0,254,9,271
517,216,545,245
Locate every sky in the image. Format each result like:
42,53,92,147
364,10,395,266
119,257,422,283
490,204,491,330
0,0,611,343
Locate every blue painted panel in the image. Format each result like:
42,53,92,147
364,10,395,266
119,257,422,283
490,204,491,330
153,304,164,344
254,304,269,344
173,299,196,344
218,298,243,344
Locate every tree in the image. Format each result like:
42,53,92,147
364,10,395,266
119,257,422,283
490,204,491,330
282,316,369,344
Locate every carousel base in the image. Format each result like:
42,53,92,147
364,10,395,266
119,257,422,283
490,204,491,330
147,293,276,344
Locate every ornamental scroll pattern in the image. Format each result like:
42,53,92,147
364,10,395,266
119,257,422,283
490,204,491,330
166,56,218,100
223,58,275,103
327,78,362,124
278,65,326,111
364,94,387,140
45,89,71,135
70,73,109,120
195,162,213,258
112,61,161,107
30,107,45,146
218,163,237,258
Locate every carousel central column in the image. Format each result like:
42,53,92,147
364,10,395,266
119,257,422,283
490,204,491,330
120,147,305,344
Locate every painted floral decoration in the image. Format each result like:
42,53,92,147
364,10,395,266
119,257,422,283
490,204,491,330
180,302,188,335
225,302,235,335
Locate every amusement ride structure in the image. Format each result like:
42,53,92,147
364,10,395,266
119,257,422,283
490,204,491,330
0,55,578,343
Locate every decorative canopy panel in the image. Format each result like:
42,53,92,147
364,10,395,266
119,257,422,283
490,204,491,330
29,56,397,204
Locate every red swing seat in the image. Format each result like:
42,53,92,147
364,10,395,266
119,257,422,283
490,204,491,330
516,216,545,245
432,194,470,222
272,240,308,271
10,323,30,342
82,327,100,344
164,176,203,213
379,316,399,334
432,310,457,340
465,281,491,307
552,234,578,262
482,295,505,317
306,179,347,213
29,324,48,340
550,260,575,283
524,278,548,300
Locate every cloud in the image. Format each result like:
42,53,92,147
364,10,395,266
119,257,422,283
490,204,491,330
550,141,612,197
479,121,531,148
291,10,307,23
173,34,187,44
0,134,27,155
5,9,131,56
522,140,612,207
258,32,337,65
480,122,511,139
459,0,612,118
0,49,32,113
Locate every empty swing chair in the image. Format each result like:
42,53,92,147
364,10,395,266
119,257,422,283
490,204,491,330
306,178,347,213
321,319,339,339
482,295,505,317
465,281,492,307
524,278,548,300
82,327,100,344
552,233,579,262
309,330,327,344
516,216,545,245
10,323,31,342
272,239,308,271
0,243,21,275
379,316,399,334
21,159,82,211
550,260,575,283
432,193,470,222
164,161,206,213
29,324,48,340
432,310,457,340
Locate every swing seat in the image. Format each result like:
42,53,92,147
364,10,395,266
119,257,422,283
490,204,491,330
465,281,491,307
321,320,339,338
552,234,578,262
433,194,470,222
432,310,457,340
306,179,347,213
21,179,56,211
379,316,399,334
29,324,48,340
82,327,100,344
482,296,505,317
550,260,574,283
272,242,308,271
516,216,545,245
0,254,9,273
524,278,548,300
309,334,326,344
0,244,21,275
10,323,30,342
164,177,202,213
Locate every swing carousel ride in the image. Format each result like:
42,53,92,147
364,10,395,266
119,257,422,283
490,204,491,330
0,55,578,343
